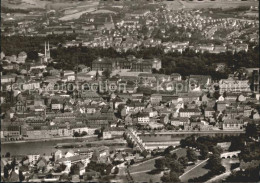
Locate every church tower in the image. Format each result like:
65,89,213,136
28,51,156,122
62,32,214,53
47,41,51,59
44,41,51,63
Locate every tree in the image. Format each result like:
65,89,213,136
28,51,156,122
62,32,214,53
141,150,149,158
180,135,196,148
70,164,80,175
206,154,226,175
164,146,174,155
207,154,221,167
81,131,88,136
211,163,226,175
154,158,165,170
166,152,178,160
94,129,102,138
55,163,67,173
169,160,184,174
102,69,111,79
4,165,9,179
178,156,188,166
5,152,10,158
245,123,258,138
211,146,223,156
229,137,245,151
161,171,180,182
11,158,16,171
224,167,260,182
200,145,209,160
94,129,100,135
186,149,198,162
19,170,25,182
130,159,135,165
73,131,80,137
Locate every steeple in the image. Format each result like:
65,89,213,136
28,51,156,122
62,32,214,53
45,41,51,60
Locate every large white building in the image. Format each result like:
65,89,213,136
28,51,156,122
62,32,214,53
219,78,251,94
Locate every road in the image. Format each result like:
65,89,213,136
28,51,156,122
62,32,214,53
179,158,209,179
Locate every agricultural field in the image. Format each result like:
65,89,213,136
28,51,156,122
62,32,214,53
1,0,47,9
59,7,97,21
1,0,99,11
164,0,259,10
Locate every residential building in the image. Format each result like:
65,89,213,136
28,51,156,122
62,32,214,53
179,108,201,118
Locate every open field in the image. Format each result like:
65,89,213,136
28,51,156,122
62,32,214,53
59,7,97,21
1,0,99,11
50,1,99,12
129,158,163,182
1,0,47,9
164,0,259,10
127,148,210,182
58,1,99,21
131,171,163,182
129,148,187,173
180,159,209,182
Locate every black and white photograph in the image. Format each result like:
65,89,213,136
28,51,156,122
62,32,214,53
1,0,259,182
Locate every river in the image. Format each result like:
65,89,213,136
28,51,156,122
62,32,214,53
1,137,97,157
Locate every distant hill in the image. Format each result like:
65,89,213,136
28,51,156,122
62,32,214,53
1,0,98,10
1,0,47,9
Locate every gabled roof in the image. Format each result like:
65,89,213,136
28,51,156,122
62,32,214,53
179,108,200,113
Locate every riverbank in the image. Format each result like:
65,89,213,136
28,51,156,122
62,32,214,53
1,135,98,145
1,136,98,156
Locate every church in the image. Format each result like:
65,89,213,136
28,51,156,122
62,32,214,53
40,41,51,63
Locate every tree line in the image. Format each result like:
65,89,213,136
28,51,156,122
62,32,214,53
1,35,259,80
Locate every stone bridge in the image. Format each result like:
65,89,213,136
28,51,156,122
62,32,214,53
125,129,146,152
220,151,241,159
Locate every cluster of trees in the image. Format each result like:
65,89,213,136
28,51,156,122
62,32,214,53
188,153,226,182
224,166,260,182
180,134,248,155
245,123,259,139
154,146,198,182
239,141,260,162
2,35,258,80
52,45,258,80
54,163,67,173
73,131,88,137
1,7,31,14
94,128,104,138
186,136,226,182
1,35,76,57
70,164,80,175
224,127,260,182
180,131,260,182
102,69,112,79
3,157,25,182
86,161,113,176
